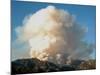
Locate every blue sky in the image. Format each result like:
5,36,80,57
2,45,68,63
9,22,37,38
11,1,96,60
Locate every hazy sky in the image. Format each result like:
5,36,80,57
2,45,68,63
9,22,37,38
11,1,96,60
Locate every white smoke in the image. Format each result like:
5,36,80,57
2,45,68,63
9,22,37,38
14,6,95,63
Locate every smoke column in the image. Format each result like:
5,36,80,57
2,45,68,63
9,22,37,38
15,6,95,64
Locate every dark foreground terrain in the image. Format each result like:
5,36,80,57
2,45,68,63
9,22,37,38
11,58,96,74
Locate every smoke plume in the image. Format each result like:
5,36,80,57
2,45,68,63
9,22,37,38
15,6,95,64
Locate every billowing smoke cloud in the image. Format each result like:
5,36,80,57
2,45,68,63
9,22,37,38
14,6,95,64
